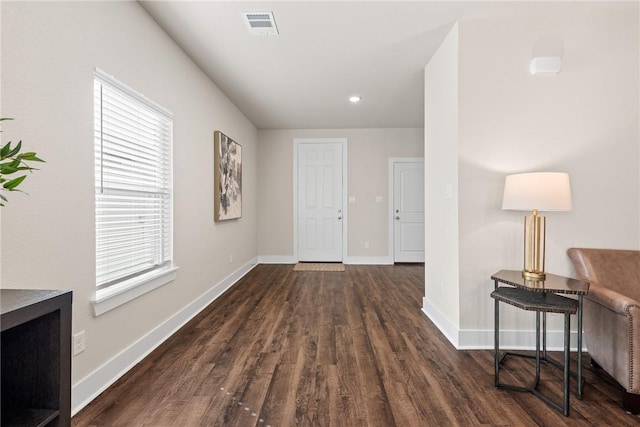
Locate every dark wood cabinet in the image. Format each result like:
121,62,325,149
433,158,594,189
1,289,72,427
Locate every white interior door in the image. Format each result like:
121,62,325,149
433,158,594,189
393,160,425,263
298,143,343,262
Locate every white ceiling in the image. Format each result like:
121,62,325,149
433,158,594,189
140,1,632,130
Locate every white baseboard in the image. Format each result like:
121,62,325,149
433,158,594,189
459,329,525,350
71,257,259,415
258,255,394,265
422,297,587,351
457,328,588,351
258,255,296,264
421,297,460,347
343,256,393,265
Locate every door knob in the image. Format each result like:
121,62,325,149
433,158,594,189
338,216,342,220
395,216,400,220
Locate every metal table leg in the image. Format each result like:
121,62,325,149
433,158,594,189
577,294,584,399
563,312,571,416
535,311,541,384
495,290,500,387
492,286,577,416
542,311,547,359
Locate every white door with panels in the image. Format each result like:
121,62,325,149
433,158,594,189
298,143,343,262
393,160,425,263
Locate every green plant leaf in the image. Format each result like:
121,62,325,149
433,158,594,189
3,175,26,190
18,152,45,162
0,158,24,174
0,141,12,159
0,164,19,174
6,141,22,158
0,119,44,206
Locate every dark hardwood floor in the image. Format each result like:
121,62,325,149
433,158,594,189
73,264,640,426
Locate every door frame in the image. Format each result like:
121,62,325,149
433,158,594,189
388,157,424,262
293,138,348,262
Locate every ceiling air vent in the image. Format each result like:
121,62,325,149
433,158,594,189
242,12,279,36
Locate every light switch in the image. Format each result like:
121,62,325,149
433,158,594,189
375,196,383,203
349,196,356,203
444,184,452,199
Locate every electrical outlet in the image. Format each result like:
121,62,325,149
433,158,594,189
364,241,370,249
229,254,233,264
73,331,86,356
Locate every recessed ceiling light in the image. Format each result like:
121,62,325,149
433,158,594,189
349,95,361,103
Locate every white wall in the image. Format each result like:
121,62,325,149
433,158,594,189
458,8,639,341
1,1,257,411
424,7,639,349
423,23,460,342
257,128,423,263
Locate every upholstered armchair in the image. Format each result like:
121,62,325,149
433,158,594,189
568,248,640,413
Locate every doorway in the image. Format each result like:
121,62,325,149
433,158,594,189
294,139,347,262
390,158,425,263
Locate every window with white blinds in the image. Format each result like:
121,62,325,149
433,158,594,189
94,70,173,291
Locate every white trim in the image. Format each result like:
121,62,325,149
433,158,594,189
72,257,259,415
388,157,425,263
258,255,393,265
94,68,173,119
293,142,298,261
292,138,348,263
423,297,588,351
91,266,179,316
343,256,393,265
422,296,460,348
258,259,407,268
258,255,297,264
457,328,588,351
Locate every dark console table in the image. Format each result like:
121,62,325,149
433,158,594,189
1,289,72,427
491,270,589,416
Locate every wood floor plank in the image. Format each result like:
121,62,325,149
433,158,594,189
333,325,368,426
73,264,640,426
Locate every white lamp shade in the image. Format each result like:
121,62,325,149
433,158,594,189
502,172,572,211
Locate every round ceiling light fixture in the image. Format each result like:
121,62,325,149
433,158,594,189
348,95,361,103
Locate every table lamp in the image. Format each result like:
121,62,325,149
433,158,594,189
502,172,572,280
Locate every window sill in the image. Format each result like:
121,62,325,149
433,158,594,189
91,266,179,316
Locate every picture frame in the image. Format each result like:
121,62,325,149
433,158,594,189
214,130,242,221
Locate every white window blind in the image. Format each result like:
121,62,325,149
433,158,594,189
94,70,173,290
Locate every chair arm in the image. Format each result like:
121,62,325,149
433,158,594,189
588,283,640,316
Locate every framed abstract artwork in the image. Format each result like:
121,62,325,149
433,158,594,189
214,131,242,221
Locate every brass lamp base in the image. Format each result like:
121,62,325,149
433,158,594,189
523,209,546,281
522,270,546,281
